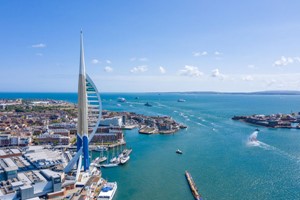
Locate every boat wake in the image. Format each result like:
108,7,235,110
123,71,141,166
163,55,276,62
247,130,260,147
247,130,300,162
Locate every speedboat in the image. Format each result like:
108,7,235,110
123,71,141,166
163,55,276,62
144,102,152,107
98,182,117,200
176,149,183,154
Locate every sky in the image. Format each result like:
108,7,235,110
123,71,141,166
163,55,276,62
1,0,300,92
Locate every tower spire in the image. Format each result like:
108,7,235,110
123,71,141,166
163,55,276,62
79,30,86,76
77,30,89,171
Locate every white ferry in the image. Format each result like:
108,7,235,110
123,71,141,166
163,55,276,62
98,182,117,200
117,97,126,102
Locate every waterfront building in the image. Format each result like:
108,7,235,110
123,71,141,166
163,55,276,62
36,133,70,145
0,135,31,147
100,116,123,127
0,169,63,200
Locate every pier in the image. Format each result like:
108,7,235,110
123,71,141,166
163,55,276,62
185,171,202,200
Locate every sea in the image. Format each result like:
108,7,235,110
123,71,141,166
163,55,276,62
1,92,300,200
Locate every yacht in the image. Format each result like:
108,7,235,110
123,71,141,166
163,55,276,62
101,163,119,168
98,182,117,200
120,155,130,165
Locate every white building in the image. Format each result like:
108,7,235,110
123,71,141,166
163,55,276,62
100,117,123,127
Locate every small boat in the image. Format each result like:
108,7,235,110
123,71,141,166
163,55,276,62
255,128,260,132
176,149,183,154
122,148,133,157
144,102,152,107
117,97,126,102
185,171,202,200
101,163,119,168
177,99,186,102
99,156,107,163
110,157,118,163
98,182,117,200
91,163,101,167
120,156,130,165
95,146,108,151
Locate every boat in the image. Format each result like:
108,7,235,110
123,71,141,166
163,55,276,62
117,97,126,102
97,182,117,200
185,171,202,200
95,146,108,151
109,145,120,164
90,163,101,167
177,99,186,102
101,163,119,168
99,156,107,163
144,102,152,107
122,148,132,157
110,157,118,163
176,149,183,154
120,155,130,165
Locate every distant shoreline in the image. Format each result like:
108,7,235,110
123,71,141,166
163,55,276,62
1,90,300,95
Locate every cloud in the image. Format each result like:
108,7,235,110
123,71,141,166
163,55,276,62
294,57,300,62
193,51,207,57
214,51,222,56
159,66,166,74
179,65,203,77
106,60,111,64
273,56,296,66
130,65,148,73
104,66,113,73
242,75,254,81
31,43,46,48
91,59,100,64
36,53,43,56
139,57,148,62
211,68,225,79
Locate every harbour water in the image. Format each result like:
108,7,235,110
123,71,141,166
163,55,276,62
1,92,300,199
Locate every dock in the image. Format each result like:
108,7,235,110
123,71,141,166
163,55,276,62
185,171,202,200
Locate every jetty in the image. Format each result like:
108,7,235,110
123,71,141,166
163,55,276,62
185,171,202,200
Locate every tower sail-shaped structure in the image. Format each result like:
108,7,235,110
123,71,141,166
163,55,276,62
64,31,102,173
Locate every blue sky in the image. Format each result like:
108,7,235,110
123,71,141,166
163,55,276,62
1,0,300,92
